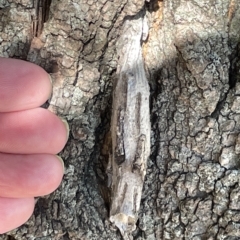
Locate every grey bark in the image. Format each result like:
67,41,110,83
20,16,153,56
1,0,240,239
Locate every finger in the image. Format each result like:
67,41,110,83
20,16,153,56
0,153,64,198
0,57,51,112
0,197,34,234
0,108,69,154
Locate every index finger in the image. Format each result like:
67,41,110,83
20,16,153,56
0,57,51,112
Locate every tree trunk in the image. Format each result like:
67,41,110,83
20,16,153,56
1,0,240,239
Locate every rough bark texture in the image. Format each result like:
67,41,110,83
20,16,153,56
1,0,240,239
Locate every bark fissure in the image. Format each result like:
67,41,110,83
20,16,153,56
32,0,52,37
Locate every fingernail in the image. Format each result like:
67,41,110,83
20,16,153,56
56,155,65,173
60,118,70,140
34,197,39,204
48,74,53,100
48,74,53,85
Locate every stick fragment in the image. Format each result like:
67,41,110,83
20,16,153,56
109,13,150,239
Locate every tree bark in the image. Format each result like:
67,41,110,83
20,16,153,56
1,0,240,239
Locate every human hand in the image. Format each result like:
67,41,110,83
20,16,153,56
0,57,68,233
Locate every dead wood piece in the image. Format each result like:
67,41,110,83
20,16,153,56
109,13,151,239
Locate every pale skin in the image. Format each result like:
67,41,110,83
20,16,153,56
0,57,69,234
